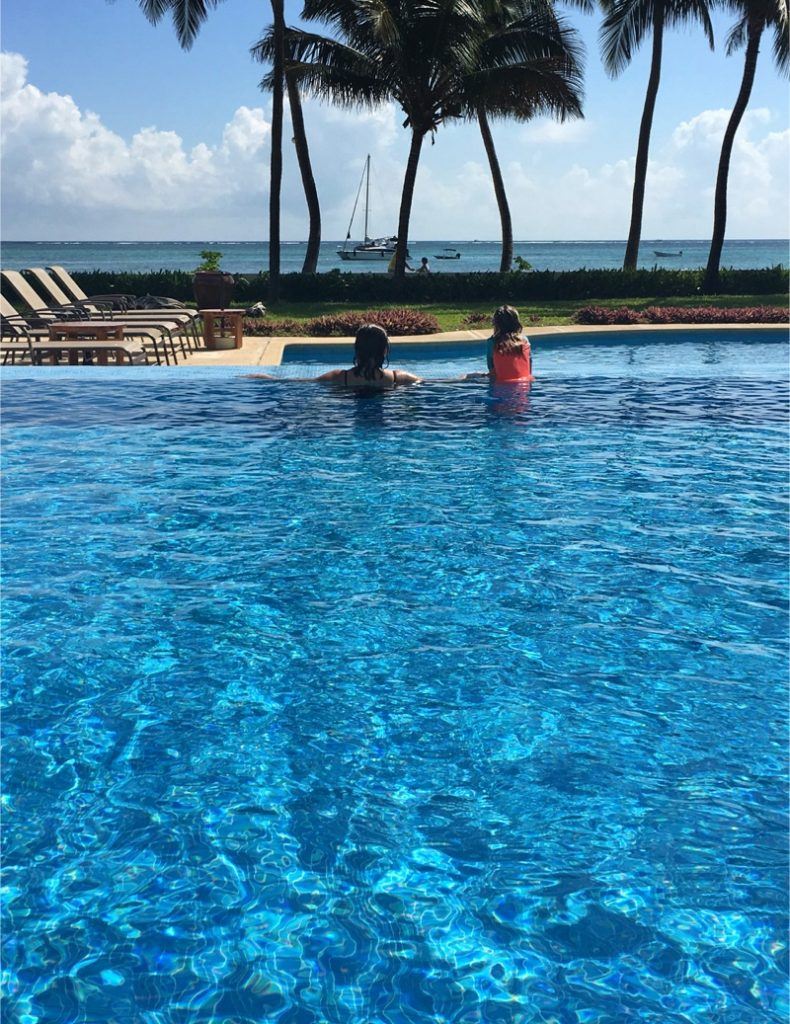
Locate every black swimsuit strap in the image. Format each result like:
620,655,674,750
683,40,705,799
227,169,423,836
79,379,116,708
343,369,348,386
392,370,398,387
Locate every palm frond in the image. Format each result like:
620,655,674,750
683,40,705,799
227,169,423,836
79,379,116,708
269,61,393,108
725,12,748,53
599,0,657,77
664,0,714,48
465,61,584,120
772,13,790,73
255,28,394,106
138,0,225,48
481,9,584,73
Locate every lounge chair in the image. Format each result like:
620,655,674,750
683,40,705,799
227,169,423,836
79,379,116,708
20,268,203,353
1,293,53,362
1,307,36,364
44,265,203,336
45,265,137,310
0,287,168,366
1,271,186,363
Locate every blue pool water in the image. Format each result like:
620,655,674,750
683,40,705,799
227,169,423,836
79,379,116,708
2,333,788,1023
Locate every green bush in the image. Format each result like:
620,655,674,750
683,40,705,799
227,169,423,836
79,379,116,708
73,265,789,305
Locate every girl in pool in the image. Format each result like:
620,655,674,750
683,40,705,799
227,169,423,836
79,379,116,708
316,324,421,389
247,324,420,387
466,305,533,382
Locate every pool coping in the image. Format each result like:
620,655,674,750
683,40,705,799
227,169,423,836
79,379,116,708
182,322,787,367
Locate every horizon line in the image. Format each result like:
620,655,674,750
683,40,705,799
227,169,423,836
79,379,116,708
3,238,788,244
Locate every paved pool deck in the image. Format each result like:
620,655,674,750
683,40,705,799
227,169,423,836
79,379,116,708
182,323,786,367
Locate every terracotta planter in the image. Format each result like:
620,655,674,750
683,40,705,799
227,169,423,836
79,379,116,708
193,271,235,311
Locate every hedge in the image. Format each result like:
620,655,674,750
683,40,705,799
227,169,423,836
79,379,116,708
73,265,789,305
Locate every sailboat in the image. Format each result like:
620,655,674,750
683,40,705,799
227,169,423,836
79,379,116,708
338,155,399,261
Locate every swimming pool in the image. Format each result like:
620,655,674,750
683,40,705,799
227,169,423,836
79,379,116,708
2,332,788,1023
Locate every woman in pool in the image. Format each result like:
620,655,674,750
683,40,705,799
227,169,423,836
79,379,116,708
316,324,421,389
467,305,533,382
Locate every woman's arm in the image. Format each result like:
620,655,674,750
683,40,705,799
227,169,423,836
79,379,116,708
395,371,422,384
315,368,344,382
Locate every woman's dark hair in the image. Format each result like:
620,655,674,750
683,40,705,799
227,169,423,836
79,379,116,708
353,324,390,380
492,305,524,354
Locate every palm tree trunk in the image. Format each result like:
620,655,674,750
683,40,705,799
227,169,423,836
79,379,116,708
703,23,762,292
268,0,285,301
623,3,664,271
394,128,424,279
477,108,513,273
286,73,321,274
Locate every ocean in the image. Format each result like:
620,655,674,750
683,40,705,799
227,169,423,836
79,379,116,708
1,239,787,275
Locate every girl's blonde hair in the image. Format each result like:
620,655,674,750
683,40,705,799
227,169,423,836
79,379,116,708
492,305,524,353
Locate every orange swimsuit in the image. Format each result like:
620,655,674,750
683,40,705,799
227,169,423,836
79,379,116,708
492,342,533,382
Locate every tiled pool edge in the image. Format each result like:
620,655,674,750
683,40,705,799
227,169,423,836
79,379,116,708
182,323,787,368
277,323,789,365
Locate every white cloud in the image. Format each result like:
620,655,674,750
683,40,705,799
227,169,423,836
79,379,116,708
1,50,787,241
522,119,592,145
672,107,772,150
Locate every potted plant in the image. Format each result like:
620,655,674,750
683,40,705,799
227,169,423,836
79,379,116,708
193,250,235,310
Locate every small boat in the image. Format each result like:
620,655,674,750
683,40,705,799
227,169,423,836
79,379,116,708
338,155,399,261
654,250,683,257
435,248,461,260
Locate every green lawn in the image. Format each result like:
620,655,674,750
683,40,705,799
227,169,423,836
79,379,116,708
262,294,788,333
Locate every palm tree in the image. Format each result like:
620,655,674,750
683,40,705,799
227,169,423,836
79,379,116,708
466,0,584,271
136,0,286,299
600,0,715,271
269,0,285,297
280,0,583,278
287,72,323,273
252,33,323,275
703,0,789,291
280,0,479,278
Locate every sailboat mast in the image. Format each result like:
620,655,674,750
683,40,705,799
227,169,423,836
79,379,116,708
364,154,370,243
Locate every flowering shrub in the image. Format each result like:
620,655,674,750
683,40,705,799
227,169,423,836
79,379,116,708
574,305,788,325
306,308,440,336
643,305,788,324
243,309,440,337
573,306,644,325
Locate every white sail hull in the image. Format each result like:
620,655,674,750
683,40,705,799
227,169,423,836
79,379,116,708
338,247,395,261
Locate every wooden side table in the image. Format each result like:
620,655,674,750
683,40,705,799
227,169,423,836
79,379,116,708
47,321,127,365
202,309,244,350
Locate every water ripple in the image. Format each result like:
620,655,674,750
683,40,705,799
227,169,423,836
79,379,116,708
2,357,787,1023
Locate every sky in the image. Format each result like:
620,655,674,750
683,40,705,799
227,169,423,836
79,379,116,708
1,0,788,241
